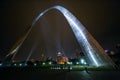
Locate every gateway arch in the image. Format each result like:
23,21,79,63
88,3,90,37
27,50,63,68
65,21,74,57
5,5,114,67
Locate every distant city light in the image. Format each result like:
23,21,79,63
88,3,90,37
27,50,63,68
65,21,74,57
68,62,72,65
105,49,110,53
48,62,52,65
19,63,22,66
76,62,79,65
81,59,84,64
34,63,37,66
14,63,17,66
42,62,45,65
0,63,2,66
80,58,87,65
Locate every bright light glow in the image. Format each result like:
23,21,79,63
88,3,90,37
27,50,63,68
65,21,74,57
81,59,84,64
48,62,52,65
0,63,2,66
68,62,72,65
76,62,79,64
14,63,17,66
58,52,61,55
80,58,87,65
34,63,37,66
19,63,22,66
42,62,45,65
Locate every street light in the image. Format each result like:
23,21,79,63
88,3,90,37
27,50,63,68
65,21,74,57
80,58,87,65
34,63,37,66
48,62,52,65
76,62,79,65
0,63,2,67
19,63,22,67
42,62,45,65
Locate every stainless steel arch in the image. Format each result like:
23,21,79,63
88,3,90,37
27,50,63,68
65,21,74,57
6,5,114,67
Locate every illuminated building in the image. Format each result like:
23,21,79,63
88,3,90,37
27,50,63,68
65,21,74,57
56,52,68,64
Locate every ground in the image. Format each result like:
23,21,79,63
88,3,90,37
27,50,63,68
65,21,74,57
0,67,120,80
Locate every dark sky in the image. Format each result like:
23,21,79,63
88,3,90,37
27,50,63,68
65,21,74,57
0,0,120,61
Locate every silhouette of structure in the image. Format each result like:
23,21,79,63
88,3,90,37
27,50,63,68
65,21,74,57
4,5,115,67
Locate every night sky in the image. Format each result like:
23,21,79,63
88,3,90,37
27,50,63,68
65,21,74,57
0,0,120,61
